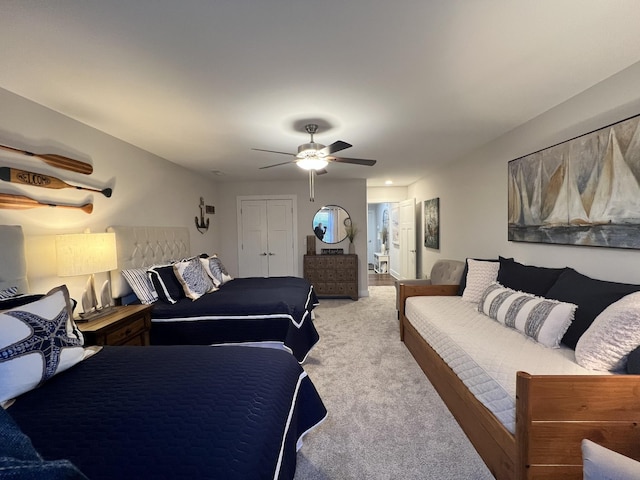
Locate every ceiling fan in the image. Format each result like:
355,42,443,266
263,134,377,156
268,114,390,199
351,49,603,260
252,123,377,201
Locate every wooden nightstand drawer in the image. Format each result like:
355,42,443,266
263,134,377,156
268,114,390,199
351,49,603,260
105,316,147,345
78,304,152,346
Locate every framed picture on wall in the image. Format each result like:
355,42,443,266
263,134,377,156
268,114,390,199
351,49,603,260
391,205,399,246
424,198,439,249
508,112,640,249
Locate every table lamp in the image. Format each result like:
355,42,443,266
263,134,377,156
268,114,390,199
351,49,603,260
56,232,117,320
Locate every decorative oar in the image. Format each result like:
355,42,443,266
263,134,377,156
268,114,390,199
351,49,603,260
0,167,112,197
0,193,93,214
0,144,93,175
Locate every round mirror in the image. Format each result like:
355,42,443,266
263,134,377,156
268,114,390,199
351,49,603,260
312,205,351,244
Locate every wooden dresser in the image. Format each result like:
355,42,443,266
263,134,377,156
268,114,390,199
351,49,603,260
304,254,358,300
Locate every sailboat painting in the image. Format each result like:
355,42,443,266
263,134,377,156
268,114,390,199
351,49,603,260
508,114,640,249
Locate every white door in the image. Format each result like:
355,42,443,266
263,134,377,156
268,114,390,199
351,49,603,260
239,200,269,277
238,198,295,277
265,199,294,276
399,198,416,279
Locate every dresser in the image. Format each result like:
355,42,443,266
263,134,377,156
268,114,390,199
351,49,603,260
304,254,358,300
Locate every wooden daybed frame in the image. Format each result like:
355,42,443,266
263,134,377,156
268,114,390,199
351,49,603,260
398,283,640,480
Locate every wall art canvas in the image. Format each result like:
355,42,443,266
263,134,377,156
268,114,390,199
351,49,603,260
508,113,640,249
391,204,399,246
424,197,440,249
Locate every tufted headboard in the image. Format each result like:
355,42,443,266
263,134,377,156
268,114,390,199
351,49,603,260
107,226,190,299
0,225,30,294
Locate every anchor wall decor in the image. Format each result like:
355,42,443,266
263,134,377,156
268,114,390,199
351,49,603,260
195,196,210,234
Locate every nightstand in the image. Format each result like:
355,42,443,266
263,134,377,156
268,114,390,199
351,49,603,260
77,304,152,346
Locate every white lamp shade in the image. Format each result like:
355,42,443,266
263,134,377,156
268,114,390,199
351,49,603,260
56,232,118,277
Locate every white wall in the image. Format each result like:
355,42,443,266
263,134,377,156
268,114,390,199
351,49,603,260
367,186,408,203
408,61,640,284
216,177,369,296
0,88,220,301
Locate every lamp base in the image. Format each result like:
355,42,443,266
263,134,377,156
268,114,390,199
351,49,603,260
76,305,114,323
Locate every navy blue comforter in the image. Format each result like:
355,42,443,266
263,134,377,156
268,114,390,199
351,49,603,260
150,277,320,362
8,346,327,480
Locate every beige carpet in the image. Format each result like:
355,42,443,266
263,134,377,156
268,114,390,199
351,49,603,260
294,286,493,480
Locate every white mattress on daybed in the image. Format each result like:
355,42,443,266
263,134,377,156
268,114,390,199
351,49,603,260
405,296,607,433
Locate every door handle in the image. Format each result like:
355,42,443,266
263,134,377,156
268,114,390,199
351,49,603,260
260,252,268,256
268,252,275,256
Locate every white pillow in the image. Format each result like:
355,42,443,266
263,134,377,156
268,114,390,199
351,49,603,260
0,285,86,403
575,291,640,371
582,440,640,480
173,257,216,301
121,268,158,304
201,255,233,287
461,259,499,303
478,282,576,348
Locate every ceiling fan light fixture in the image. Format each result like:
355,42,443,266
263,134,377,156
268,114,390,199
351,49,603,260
297,157,328,170
297,142,325,158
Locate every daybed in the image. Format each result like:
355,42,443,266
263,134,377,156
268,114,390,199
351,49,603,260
399,257,640,480
0,225,327,479
107,225,319,362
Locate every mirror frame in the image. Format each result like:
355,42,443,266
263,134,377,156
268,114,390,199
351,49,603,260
312,205,351,244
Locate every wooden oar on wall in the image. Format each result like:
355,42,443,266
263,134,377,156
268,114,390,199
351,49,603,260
0,167,112,197
0,144,93,175
0,193,93,214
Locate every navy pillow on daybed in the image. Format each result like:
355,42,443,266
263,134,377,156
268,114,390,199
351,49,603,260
496,257,566,297
0,407,87,480
545,268,640,350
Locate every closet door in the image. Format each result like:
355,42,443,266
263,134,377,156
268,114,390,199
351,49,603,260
265,199,294,277
238,198,295,277
239,200,269,277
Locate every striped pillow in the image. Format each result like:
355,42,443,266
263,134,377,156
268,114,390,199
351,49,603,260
121,268,158,304
478,282,577,348
0,286,18,299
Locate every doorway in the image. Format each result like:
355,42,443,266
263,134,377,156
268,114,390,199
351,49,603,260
367,202,397,283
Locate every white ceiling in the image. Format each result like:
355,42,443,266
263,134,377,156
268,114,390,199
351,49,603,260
2,1,640,186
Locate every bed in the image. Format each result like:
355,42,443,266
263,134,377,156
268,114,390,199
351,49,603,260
0,224,327,480
107,226,319,362
399,281,640,480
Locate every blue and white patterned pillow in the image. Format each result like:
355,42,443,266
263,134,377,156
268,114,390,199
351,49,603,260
173,257,216,301
0,285,86,404
0,286,18,300
478,282,576,348
201,255,233,287
121,268,158,304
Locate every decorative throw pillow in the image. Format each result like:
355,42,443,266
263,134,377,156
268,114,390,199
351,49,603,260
147,264,185,304
0,294,45,311
496,257,565,296
545,268,640,349
0,286,18,299
173,257,216,301
582,439,640,480
0,285,85,404
626,345,640,374
461,259,500,303
457,258,501,296
121,268,158,305
478,282,576,348
575,292,640,371
201,255,233,287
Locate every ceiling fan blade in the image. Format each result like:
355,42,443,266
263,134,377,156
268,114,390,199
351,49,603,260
316,168,328,175
252,148,296,156
328,156,377,166
259,160,297,169
319,141,352,156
